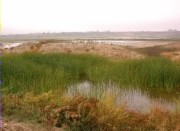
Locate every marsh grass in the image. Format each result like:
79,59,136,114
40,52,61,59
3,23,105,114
1,53,180,94
114,58,180,89
1,52,180,130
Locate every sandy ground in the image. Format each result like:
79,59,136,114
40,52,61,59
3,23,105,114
1,41,145,59
2,40,180,60
1,119,63,131
40,42,144,59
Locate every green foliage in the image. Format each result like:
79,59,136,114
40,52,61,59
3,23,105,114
1,53,180,94
112,58,180,89
1,52,180,129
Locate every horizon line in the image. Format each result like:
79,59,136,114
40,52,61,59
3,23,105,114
1,29,180,36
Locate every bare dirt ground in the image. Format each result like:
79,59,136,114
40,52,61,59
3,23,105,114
1,119,63,131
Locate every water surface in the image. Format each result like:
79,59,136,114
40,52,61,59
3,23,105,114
67,81,178,112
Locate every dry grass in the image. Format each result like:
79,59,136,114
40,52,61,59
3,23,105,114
2,91,180,130
130,42,180,61
2,91,55,122
85,48,90,52
42,95,180,131
3,40,144,59
65,48,72,53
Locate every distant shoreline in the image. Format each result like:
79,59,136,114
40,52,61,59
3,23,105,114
1,31,180,42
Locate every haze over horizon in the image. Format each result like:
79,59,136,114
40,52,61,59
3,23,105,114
1,0,180,34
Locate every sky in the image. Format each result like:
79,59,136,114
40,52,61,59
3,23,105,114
1,0,180,34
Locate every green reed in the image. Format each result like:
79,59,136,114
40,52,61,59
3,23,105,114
1,53,179,94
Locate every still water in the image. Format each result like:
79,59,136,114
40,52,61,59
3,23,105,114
66,81,178,112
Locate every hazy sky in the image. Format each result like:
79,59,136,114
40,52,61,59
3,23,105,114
1,0,180,34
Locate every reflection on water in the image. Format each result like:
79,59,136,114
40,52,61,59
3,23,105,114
0,42,23,49
67,81,177,112
72,40,169,47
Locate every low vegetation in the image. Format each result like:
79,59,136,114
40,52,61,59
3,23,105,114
1,52,180,130
46,95,180,131
1,53,180,94
131,44,179,57
2,93,180,130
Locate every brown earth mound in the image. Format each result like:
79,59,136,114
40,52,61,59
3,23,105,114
2,40,180,60
2,41,143,59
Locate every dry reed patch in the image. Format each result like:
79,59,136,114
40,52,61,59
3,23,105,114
161,51,180,61
2,91,54,121
130,42,180,61
64,48,72,53
2,92,180,130
41,95,180,130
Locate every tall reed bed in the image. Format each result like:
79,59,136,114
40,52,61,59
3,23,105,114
1,53,108,94
1,53,180,94
112,58,180,89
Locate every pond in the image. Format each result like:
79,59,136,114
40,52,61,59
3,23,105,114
66,81,178,112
